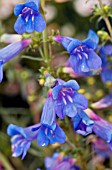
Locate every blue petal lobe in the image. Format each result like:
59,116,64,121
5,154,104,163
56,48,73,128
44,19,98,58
63,104,77,118
101,70,112,83
41,96,56,126
87,50,102,70
25,2,39,11
26,0,40,10
79,56,90,72
37,127,49,147
88,29,99,47
73,92,88,109
63,80,80,90
82,38,97,50
14,4,24,16
14,16,26,34
69,55,80,73
26,18,34,33
52,85,63,100
21,142,31,160
54,124,66,144
67,39,81,53
34,13,46,32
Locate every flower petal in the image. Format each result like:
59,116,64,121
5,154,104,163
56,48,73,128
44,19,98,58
0,39,31,63
41,96,56,126
73,92,88,109
26,0,40,10
87,49,102,70
25,2,39,11
82,38,97,50
53,124,66,144
91,93,112,109
26,18,34,33
87,29,99,48
63,80,80,90
52,85,63,100
34,13,46,32
63,104,77,118
14,4,24,16
37,127,49,147
69,55,80,73
14,16,26,34
101,70,112,83
67,39,81,53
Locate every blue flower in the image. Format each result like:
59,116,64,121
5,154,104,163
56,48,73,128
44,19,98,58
7,92,66,159
91,93,112,109
0,39,31,82
85,109,112,149
7,123,40,159
72,110,94,136
99,45,112,83
33,93,66,147
53,30,102,74
92,138,112,159
14,0,46,34
44,152,81,170
52,79,88,119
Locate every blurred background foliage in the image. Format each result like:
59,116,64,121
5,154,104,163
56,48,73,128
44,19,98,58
0,0,112,169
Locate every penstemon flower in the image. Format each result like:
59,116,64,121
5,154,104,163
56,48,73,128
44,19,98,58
54,30,102,74
0,39,31,82
14,0,46,34
85,109,112,149
44,153,81,170
7,92,66,159
91,93,112,109
35,92,66,147
7,123,40,160
52,79,88,119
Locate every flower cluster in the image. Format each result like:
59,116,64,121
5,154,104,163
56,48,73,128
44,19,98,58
2,0,112,168
7,77,92,159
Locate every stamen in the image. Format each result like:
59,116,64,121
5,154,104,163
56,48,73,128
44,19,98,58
83,52,88,59
67,95,73,103
45,128,48,135
32,15,34,22
62,96,67,105
78,53,82,60
25,16,29,22
62,92,66,96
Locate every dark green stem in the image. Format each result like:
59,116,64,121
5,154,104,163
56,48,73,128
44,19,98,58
98,0,112,39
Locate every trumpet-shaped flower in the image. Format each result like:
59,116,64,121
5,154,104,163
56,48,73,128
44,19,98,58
54,30,102,74
33,93,66,147
91,93,112,109
14,0,46,34
0,39,31,82
7,123,40,159
7,92,66,159
85,109,112,149
52,79,88,119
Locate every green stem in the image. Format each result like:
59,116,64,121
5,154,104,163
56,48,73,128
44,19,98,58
38,47,45,60
104,17,112,38
42,29,49,63
0,152,14,170
21,55,43,61
98,0,112,39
